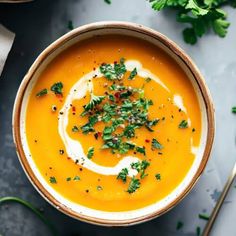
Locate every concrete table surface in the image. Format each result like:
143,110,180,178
0,0,236,235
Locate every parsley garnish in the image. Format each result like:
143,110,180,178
87,147,94,159
100,58,126,80
155,173,161,180
49,176,57,184
72,126,79,132
68,20,74,30
176,221,184,230
148,0,234,44
104,0,111,4
73,176,81,181
81,94,105,116
117,168,129,183
127,177,140,193
128,68,137,80
198,213,210,221
51,82,63,95
66,177,71,181
145,77,152,82
179,120,188,129
36,88,47,97
152,138,163,149
232,107,236,114
196,226,201,236
131,160,150,179
136,146,146,156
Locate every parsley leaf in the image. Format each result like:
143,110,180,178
104,0,111,4
68,20,74,30
72,126,79,132
87,147,94,159
148,0,234,44
127,177,140,193
178,120,188,128
198,213,210,221
36,88,48,97
100,58,126,80
49,177,57,184
152,138,163,149
117,168,129,183
232,107,236,113
176,221,184,230
81,94,105,115
136,146,146,156
128,68,137,80
51,82,63,95
155,173,161,180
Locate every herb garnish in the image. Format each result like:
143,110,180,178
232,107,236,114
68,20,74,30
176,221,184,230
79,59,159,155
128,68,137,80
198,213,210,221
51,82,63,95
131,160,150,179
87,147,94,159
127,177,140,193
36,88,48,97
179,120,188,129
104,0,111,4
49,177,57,184
155,173,161,180
73,176,81,181
148,0,234,44
72,126,79,132
117,168,129,183
152,138,163,150
196,226,201,236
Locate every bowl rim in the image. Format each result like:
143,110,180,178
12,21,215,226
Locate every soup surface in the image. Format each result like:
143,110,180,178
25,35,201,211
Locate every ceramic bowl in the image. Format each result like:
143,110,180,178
12,21,215,226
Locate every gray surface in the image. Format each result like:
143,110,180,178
0,0,236,235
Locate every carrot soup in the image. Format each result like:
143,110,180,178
25,35,201,212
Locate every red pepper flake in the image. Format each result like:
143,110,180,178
114,92,120,99
145,139,150,143
72,106,76,112
67,157,71,160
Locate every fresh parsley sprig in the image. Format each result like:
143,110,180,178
149,0,235,44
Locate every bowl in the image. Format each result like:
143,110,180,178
12,21,215,226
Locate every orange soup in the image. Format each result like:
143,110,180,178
25,35,201,211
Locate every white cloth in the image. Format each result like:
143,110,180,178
0,24,15,76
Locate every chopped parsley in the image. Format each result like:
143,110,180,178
66,177,71,181
128,68,137,80
117,168,128,183
127,177,140,193
198,213,210,221
104,0,111,4
176,221,184,230
178,120,188,129
51,82,63,95
131,160,150,179
49,177,57,184
73,176,81,181
136,146,146,156
87,147,94,159
155,173,161,180
68,20,74,30
196,226,201,236
232,107,236,114
72,126,79,132
152,138,163,150
100,58,126,80
36,88,48,97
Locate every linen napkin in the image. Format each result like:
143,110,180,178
0,24,15,76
